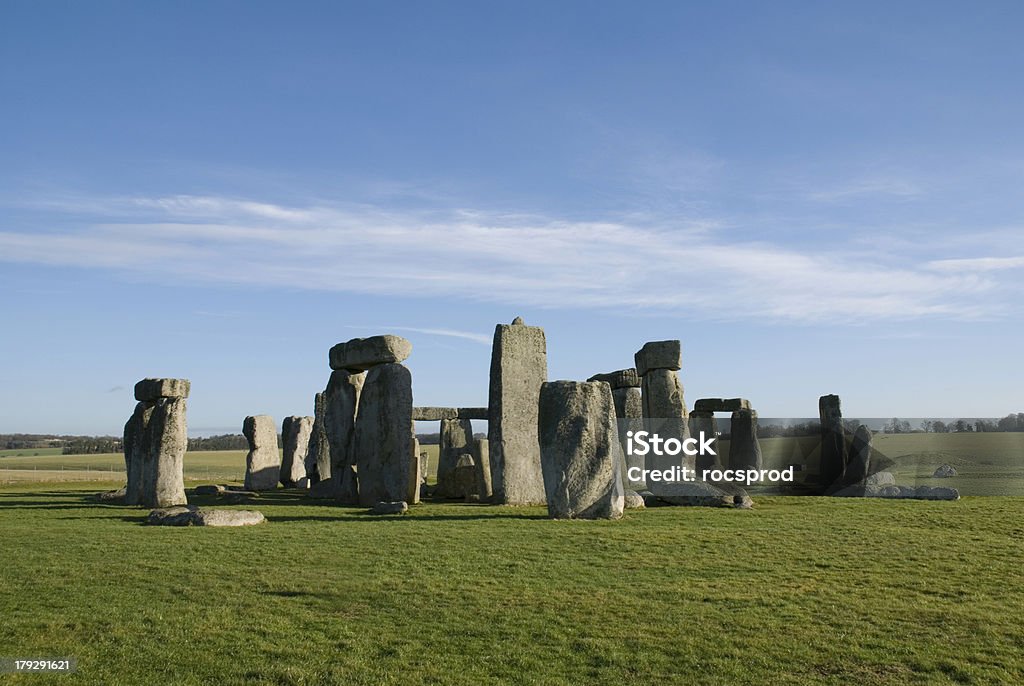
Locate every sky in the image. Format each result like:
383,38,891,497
1,1,1022,436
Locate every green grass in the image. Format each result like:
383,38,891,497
0,482,1022,685
0,447,63,458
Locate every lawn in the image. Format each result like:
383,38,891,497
0,480,1021,685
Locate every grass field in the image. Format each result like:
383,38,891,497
0,482,1021,685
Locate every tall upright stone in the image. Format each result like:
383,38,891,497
727,409,762,471
352,363,415,507
689,410,721,473
612,386,644,488
488,317,548,505
243,415,280,491
306,392,330,484
124,378,188,508
408,438,422,504
123,402,154,506
325,369,364,503
819,394,847,494
281,416,314,488
436,418,473,499
474,437,493,502
538,381,624,520
847,425,873,486
638,344,690,474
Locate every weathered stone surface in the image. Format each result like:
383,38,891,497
841,484,960,501
688,410,721,472
846,425,873,485
413,406,458,421
489,320,548,505
307,478,338,499
457,407,488,420
329,335,412,372
193,484,226,495
146,506,265,526
538,381,624,520
613,387,645,488
818,394,847,494
436,418,474,499
474,438,493,502
454,454,477,500
634,340,681,377
280,416,314,488
243,415,280,491
623,490,645,509
727,409,762,471
693,397,751,413
123,401,153,506
933,464,957,478
640,368,691,478
913,486,960,500
369,501,408,515
96,487,126,502
353,363,415,507
141,397,188,508
648,481,746,508
325,370,364,504
134,378,190,401
306,392,330,483
419,451,430,485
407,438,422,504
865,471,896,487
588,368,641,390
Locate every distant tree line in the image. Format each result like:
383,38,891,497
61,437,121,454
187,434,249,451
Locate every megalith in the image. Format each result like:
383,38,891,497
124,378,189,508
488,317,548,505
436,418,473,499
637,341,690,475
352,362,415,507
819,394,847,494
243,415,280,491
727,408,762,471
306,392,330,484
281,416,314,488
538,381,624,520
474,437,493,502
688,410,721,472
325,369,364,503
846,424,873,486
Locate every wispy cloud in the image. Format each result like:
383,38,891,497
926,256,1024,272
808,177,925,202
0,192,1015,323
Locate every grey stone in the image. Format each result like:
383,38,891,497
846,425,873,485
134,378,190,401
413,406,458,421
193,484,226,496
693,397,751,413
488,321,548,505
96,486,126,502
407,438,422,504
436,418,474,499
649,481,738,508
419,451,430,485
454,453,477,500
613,387,646,488
329,335,412,372
280,416,314,488
913,485,960,500
511,316,524,325
933,464,958,478
538,380,624,520
474,438,493,502
352,363,415,507
146,505,265,526
307,478,339,499
818,394,847,494
370,501,409,515
123,401,153,506
141,396,188,508
623,490,645,509
688,410,721,472
325,370,364,504
640,368,691,478
727,409,762,471
243,415,280,491
865,471,896,487
457,407,489,420
587,368,641,389
306,392,330,483
634,340,681,377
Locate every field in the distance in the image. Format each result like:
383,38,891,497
0,482,1021,685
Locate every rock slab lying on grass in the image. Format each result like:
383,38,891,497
933,464,958,478
146,506,266,526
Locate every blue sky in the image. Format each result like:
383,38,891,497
1,1,1022,435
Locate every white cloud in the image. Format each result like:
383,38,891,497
0,193,1013,323
926,256,1024,272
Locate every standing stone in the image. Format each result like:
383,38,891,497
612,386,645,489
488,317,548,505
141,397,188,508
538,381,624,520
419,451,430,485
819,394,847,494
727,409,762,471
325,370,365,504
474,438,493,502
689,410,721,473
352,363,415,507
280,416,314,488
846,425,873,486
243,415,280,491
407,438,422,504
123,401,153,506
454,454,477,500
640,368,691,476
329,335,412,371
436,418,473,499
306,392,330,484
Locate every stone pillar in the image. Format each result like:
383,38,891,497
846,425,872,486
243,415,280,491
352,362,415,506
488,316,548,505
125,378,189,508
590,368,645,490
454,454,477,500
474,438,493,502
688,410,720,473
538,381,624,520
436,418,473,499
325,369,364,503
819,394,847,494
727,409,762,471
637,341,690,476
281,416,314,488
407,437,422,504
306,392,330,484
